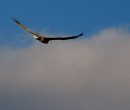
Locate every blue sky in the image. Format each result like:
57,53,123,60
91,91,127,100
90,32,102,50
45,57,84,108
0,0,130,46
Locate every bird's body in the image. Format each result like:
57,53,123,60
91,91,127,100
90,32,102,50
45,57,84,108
13,18,83,44
34,36,51,44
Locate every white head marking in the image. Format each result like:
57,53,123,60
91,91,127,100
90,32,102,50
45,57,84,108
33,35,38,39
49,40,52,43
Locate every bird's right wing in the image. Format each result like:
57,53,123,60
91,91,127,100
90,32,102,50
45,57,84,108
45,33,83,41
13,18,42,37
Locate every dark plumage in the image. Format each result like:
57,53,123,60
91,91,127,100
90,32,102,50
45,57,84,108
13,18,83,44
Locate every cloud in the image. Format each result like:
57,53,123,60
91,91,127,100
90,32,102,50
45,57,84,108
0,27,130,110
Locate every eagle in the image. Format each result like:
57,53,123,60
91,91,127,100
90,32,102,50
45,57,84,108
13,18,83,44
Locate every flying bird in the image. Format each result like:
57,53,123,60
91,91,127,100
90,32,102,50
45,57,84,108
13,18,83,44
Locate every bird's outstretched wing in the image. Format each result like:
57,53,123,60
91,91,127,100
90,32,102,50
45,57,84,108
13,18,42,37
45,33,83,41
13,18,83,43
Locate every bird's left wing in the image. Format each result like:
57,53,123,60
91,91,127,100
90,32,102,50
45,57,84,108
13,18,42,37
45,33,83,41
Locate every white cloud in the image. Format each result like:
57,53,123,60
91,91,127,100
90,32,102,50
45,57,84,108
0,27,130,110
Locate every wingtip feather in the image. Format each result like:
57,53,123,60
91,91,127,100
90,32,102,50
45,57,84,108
12,17,20,24
79,33,84,36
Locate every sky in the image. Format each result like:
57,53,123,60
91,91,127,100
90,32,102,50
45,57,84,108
0,0,130,110
0,0,130,46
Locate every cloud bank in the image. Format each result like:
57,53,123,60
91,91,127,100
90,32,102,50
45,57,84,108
0,27,130,110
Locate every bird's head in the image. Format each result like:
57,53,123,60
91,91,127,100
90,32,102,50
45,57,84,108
33,35,39,39
49,40,52,43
